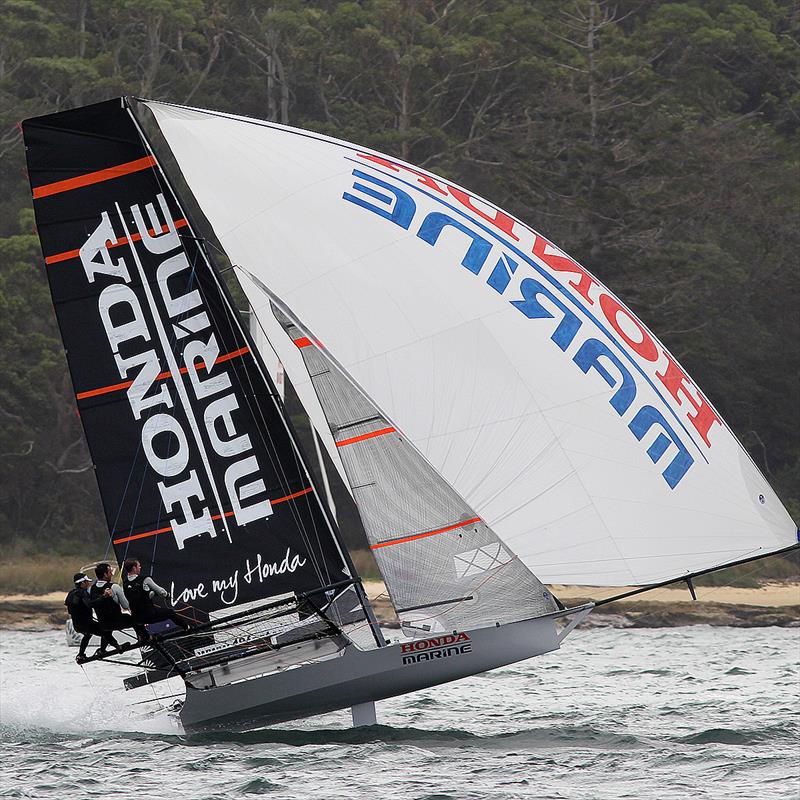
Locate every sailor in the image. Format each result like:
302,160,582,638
65,573,118,663
90,562,148,642
122,558,192,631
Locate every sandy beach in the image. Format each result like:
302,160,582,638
363,581,800,608
550,582,800,607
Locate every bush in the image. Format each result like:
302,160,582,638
0,551,103,595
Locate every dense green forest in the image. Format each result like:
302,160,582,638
0,0,798,561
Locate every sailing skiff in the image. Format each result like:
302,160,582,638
22,98,798,730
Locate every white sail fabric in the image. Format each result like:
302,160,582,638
270,303,558,631
145,101,798,586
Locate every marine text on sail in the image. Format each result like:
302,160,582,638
344,158,724,490
78,193,272,548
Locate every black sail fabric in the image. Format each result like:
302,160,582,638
23,98,349,613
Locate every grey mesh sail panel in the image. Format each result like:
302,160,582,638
271,306,558,633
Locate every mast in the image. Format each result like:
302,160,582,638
123,97,385,646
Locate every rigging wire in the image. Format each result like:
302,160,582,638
126,104,349,593
193,269,335,589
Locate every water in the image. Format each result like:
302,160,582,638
1,626,798,799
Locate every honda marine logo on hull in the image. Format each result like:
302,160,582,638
401,632,472,665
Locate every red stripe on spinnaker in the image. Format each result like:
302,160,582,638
336,427,396,447
371,517,481,550
44,219,188,265
76,346,250,401
112,487,313,544
32,156,157,199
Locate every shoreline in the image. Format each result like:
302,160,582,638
3,582,798,631
362,581,800,630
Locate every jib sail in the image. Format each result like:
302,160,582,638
267,300,558,633
23,99,352,614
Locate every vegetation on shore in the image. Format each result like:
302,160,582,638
0,1,797,565
1,548,796,597
0,549,106,595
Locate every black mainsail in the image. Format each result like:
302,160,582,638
23,99,355,616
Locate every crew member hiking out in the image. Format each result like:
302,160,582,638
122,558,192,631
90,563,147,642
65,573,118,663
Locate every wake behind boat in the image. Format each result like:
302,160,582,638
21,97,798,731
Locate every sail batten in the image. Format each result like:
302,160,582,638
142,99,796,588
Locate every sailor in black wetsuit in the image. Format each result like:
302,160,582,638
90,563,147,642
122,558,192,631
65,573,118,663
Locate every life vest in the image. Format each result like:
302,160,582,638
64,588,92,627
123,573,156,617
90,581,124,625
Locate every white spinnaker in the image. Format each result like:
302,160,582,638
145,100,797,586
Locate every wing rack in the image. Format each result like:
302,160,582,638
76,580,357,691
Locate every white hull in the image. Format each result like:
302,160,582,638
180,613,576,730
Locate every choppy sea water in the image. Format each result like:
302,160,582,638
0,626,798,799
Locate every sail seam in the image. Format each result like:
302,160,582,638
44,218,188,264
32,155,156,198
372,517,481,550
75,345,250,399
112,486,314,544
336,426,396,447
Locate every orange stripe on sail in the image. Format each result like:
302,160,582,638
112,525,173,545
75,345,250,401
271,487,314,504
214,346,250,365
44,219,189,265
371,517,481,550
293,337,312,348
336,427,396,448
44,247,81,265
76,379,134,400
111,486,313,544
32,156,157,199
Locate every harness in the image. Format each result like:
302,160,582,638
90,581,124,624
123,573,156,617
64,588,92,627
